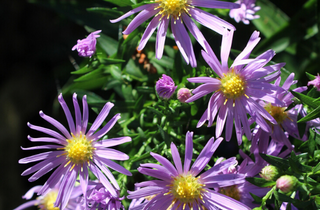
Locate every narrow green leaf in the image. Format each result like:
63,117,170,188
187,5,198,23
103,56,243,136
246,177,276,188
291,91,320,109
259,153,289,169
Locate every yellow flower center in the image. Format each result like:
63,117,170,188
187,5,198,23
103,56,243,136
169,174,204,205
264,103,288,123
64,133,94,166
220,70,246,100
37,190,59,210
219,185,241,201
155,0,190,20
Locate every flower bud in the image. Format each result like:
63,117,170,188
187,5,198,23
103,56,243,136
260,165,279,181
177,88,192,103
276,175,298,193
156,74,177,99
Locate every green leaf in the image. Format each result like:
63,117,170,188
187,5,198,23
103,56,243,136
252,0,289,38
306,72,316,80
308,128,316,157
291,91,320,109
259,153,289,169
246,177,276,188
312,162,320,174
103,0,133,7
298,105,320,123
289,152,312,173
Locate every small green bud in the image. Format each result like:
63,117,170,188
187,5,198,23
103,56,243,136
276,175,298,193
260,165,279,181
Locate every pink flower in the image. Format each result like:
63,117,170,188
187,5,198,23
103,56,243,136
229,0,260,24
72,30,101,57
307,73,320,91
177,88,192,103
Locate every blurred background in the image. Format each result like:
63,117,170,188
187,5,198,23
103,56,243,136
0,0,317,209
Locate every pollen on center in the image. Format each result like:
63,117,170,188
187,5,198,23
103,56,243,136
155,0,189,20
37,190,59,210
220,70,246,100
64,132,94,165
169,174,204,204
264,103,288,123
219,185,241,201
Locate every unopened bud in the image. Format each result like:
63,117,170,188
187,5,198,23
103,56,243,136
260,165,279,181
156,74,177,99
276,175,298,193
177,88,192,103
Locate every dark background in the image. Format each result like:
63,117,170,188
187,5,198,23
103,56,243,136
0,0,313,209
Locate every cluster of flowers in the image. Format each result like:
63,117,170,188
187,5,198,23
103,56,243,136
16,0,320,209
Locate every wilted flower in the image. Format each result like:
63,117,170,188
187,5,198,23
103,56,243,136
128,131,250,210
186,30,284,145
276,175,299,193
72,30,101,57
229,0,260,24
307,73,320,91
177,87,192,103
19,93,132,209
80,182,125,210
156,74,177,99
110,0,239,67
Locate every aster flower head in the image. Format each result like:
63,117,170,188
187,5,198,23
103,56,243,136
156,74,177,99
251,73,308,150
307,73,320,91
110,0,240,67
229,0,260,24
72,30,101,57
14,184,82,210
128,131,250,210
186,30,285,145
19,93,132,209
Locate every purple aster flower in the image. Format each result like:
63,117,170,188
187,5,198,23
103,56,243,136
229,0,260,24
110,1,240,67
156,74,177,99
80,181,125,210
307,73,320,91
72,30,101,57
177,87,193,103
14,184,82,210
19,93,132,209
186,30,285,144
251,73,308,150
127,131,251,210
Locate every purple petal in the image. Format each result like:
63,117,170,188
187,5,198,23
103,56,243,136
170,142,183,174
184,131,193,173
72,93,82,134
220,29,233,71
123,6,159,35
156,18,169,59
39,111,71,139
215,101,228,138
89,113,121,141
189,8,235,34
81,95,89,133
95,136,131,148
86,102,114,137
191,0,240,9
138,167,172,182
127,186,166,199
98,156,132,176
28,123,66,142
95,148,129,160
138,15,161,51
151,152,178,176
58,93,75,134
110,4,156,23
200,157,237,179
